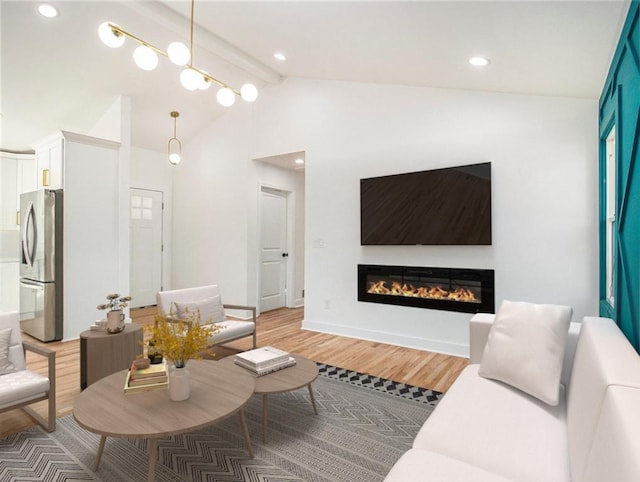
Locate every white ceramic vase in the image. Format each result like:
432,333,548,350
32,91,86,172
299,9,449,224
169,367,190,401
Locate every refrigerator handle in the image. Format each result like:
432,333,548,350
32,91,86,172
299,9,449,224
22,201,36,268
20,279,45,290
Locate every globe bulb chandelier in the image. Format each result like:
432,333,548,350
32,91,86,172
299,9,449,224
168,111,182,166
98,0,258,107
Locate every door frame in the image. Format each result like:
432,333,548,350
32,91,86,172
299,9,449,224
129,185,170,307
257,183,298,314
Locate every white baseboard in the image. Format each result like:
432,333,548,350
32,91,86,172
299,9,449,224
291,298,304,308
302,319,469,358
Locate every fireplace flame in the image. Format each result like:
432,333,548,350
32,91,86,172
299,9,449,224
367,280,479,303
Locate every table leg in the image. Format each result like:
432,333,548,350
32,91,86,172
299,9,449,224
262,394,269,443
308,383,318,415
148,438,157,482
239,409,254,458
94,435,107,471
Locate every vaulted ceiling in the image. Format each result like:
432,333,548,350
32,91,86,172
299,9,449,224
1,1,629,153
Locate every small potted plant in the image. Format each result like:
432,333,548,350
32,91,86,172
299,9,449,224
146,308,219,400
97,293,132,333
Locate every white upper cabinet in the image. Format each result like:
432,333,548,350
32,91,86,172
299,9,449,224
34,135,64,189
1,153,36,231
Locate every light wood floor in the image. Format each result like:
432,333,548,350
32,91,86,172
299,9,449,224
1,306,468,438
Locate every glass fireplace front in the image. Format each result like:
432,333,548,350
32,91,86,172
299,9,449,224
358,264,495,314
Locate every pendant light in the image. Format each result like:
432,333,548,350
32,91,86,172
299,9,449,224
168,111,182,166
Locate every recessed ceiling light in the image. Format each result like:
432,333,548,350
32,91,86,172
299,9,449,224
295,159,305,165
469,56,490,67
274,52,287,61
37,3,59,18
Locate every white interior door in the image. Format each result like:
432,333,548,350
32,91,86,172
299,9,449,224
260,187,287,312
130,188,163,308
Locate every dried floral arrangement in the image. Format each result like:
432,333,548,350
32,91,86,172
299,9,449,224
97,293,132,312
146,307,219,368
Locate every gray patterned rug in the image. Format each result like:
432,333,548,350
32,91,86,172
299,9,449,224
0,364,442,481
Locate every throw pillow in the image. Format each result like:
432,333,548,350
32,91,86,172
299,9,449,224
478,300,572,406
173,295,225,324
0,327,16,375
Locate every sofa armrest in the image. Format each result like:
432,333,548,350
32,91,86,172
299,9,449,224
22,341,56,383
469,313,495,363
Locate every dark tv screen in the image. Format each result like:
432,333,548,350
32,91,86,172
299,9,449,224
360,162,492,245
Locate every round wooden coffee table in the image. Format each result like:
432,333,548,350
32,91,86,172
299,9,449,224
218,354,319,442
73,359,255,482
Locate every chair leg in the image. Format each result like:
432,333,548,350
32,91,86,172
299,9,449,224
23,401,55,433
46,390,56,432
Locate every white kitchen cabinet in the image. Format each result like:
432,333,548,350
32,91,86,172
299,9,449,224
0,261,19,312
17,155,37,201
34,135,64,189
1,153,36,230
0,156,18,230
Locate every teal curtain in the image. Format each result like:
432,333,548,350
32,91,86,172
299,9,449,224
599,1,640,350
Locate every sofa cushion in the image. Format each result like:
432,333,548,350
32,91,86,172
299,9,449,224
208,320,254,343
384,448,512,482
581,385,640,482
479,300,572,405
567,317,640,482
156,285,221,317
0,369,50,409
0,328,15,375
174,295,226,324
414,364,570,482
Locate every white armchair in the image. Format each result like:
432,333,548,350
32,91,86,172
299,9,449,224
0,311,56,432
156,285,257,349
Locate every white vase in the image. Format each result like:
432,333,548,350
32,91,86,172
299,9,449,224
169,367,190,401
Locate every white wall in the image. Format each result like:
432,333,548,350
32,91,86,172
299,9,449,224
175,77,599,357
171,105,253,306
89,95,131,325
63,134,120,339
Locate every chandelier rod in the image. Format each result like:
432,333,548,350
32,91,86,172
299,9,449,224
189,0,195,65
106,22,241,96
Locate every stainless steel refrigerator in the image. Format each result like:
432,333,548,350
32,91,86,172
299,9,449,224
19,189,63,342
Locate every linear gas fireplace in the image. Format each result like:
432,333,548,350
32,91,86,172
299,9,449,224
358,264,495,314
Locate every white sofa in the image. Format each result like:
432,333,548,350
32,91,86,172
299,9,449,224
385,314,640,481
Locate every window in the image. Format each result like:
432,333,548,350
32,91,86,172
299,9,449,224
605,127,616,306
131,195,153,220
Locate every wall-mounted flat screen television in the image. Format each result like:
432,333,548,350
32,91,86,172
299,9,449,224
360,162,492,245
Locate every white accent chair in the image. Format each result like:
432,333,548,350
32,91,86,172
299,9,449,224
0,311,56,432
156,285,257,349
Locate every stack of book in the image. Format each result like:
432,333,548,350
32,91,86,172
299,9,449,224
123,361,169,394
234,346,296,376
89,319,107,331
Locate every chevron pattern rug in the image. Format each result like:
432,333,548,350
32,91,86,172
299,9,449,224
0,363,442,481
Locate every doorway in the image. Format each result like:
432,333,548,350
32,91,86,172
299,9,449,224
129,188,163,308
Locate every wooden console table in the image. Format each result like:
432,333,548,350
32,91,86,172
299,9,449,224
80,324,143,390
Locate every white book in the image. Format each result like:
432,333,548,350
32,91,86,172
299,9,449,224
235,355,292,372
235,356,297,376
235,346,290,369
